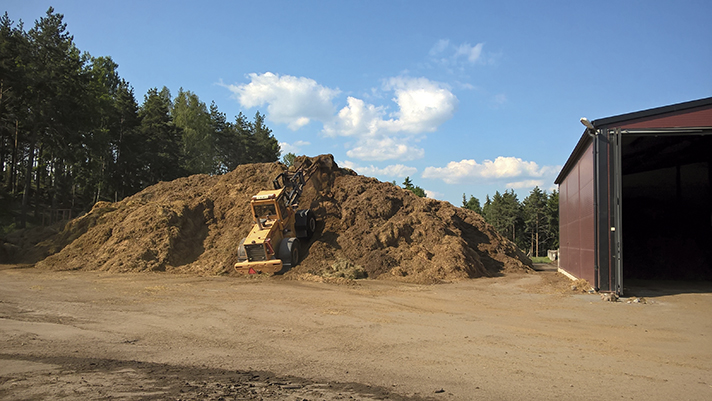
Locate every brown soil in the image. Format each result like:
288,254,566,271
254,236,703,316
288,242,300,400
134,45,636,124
7,155,530,282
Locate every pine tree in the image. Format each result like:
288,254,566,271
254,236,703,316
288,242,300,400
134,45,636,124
282,152,296,167
78,55,121,206
462,194,482,214
523,186,548,257
250,112,280,163
172,88,214,175
139,87,184,184
112,80,142,198
483,190,523,247
402,176,426,197
0,12,28,195
22,7,86,226
544,189,559,250
211,102,235,174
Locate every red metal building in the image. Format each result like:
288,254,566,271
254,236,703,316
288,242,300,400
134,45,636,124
555,97,712,294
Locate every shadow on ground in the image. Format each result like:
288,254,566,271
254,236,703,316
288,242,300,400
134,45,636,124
0,353,435,401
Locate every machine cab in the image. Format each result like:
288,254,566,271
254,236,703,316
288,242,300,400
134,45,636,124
250,188,288,230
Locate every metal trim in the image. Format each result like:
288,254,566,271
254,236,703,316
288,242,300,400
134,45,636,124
619,127,712,136
610,128,624,295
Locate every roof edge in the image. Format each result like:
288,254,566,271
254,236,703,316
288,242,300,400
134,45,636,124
554,131,592,185
593,96,712,128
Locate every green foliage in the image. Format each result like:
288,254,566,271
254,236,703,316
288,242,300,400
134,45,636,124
211,110,280,174
112,80,143,198
523,186,547,257
172,88,214,175
482,190,524,247
546,190,559,249
139,87,185,183
481,187,559,256
282,152,296,167
462,194,482,214
249,112,280,163
0,8,280,229
401,176,426,197
211,106,242,173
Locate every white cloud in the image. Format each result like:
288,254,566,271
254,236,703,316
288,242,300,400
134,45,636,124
346,137,425,161
322,96,385,138
454,43,483,63
279,140,311,155
229,73,456,162
425,189,443,199
323,77,457,139
422,157,561,185
506,179,545,189
429,40,487,69
382,77,458,134
340,160,417,178
326,77,456,161
226,72,339,130
429,39,450,55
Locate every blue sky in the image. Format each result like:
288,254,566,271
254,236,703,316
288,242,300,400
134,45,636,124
5,1,712,205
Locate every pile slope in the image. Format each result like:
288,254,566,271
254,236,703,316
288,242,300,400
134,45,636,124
33,155,531,282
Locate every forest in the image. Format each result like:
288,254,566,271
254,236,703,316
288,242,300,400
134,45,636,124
462,188,559,259
0,8,280,229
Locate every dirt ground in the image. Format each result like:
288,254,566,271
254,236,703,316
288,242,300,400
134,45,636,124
1,265,711,400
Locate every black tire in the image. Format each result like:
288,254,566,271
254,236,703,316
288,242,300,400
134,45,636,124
278,238,300,268
290,239,300,267
305,210,316,239
296,209,317,239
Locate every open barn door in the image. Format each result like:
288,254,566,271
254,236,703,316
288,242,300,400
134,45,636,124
617,128,712,288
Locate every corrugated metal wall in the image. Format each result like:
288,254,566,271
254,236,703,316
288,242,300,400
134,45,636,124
559,142,596,284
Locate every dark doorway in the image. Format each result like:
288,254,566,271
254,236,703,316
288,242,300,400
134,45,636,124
620,133,712,281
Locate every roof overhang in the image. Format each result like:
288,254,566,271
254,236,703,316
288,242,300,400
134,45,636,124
555,96,712,185
554,131,592,185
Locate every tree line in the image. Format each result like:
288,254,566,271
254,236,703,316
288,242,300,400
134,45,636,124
0,8,280,228
463,187,559,258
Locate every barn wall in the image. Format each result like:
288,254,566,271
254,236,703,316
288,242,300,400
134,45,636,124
559,141,596,283
557,98,712,293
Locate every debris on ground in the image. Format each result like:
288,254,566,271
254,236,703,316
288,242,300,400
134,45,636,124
626,297,647,304
570,279,594,293
600,293,619,302
8,155,532,282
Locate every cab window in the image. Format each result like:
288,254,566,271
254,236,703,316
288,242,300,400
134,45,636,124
254,204,277,218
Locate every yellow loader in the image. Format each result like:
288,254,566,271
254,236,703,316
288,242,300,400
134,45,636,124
234,164,317,274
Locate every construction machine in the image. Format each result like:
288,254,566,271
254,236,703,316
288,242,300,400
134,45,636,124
234,162,318,274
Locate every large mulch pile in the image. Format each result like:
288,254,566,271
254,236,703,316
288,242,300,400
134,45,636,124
10,155,531,282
